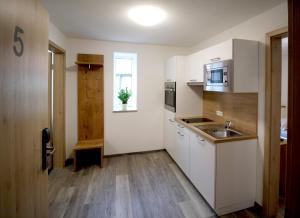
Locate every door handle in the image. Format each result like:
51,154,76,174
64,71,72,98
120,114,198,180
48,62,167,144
42,128,50,170
46,145,55,156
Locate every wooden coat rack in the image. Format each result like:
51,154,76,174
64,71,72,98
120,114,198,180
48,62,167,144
73,54,104,170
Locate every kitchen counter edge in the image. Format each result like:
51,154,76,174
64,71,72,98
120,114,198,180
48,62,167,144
175,117,258,144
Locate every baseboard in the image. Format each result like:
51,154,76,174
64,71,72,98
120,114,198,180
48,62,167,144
216,200,255,216
215,201,263,216
65,149,165,166
104,149,165,158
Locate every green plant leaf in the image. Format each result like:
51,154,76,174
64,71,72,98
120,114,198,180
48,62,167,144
118,87,132,104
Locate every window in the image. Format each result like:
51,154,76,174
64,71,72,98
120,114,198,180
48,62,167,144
113,52,137,111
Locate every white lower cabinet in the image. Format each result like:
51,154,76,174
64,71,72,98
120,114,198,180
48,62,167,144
188,129,257,215
189,131,215,208
214,139,256,215
165,123,257,216
164,110,176,158
175,123,190,175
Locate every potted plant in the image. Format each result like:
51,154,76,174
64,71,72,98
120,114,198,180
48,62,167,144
118,88,132,110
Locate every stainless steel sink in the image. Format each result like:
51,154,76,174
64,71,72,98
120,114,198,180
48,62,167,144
204,128,242,138
195,125,243,138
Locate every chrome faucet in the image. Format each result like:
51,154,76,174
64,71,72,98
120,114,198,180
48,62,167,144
225,120,232,129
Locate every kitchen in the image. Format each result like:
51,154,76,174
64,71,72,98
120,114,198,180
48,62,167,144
164,39,259,216
1,0,298,218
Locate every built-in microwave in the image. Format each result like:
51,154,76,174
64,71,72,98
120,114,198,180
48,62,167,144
204,59,233,92
165,82,176,112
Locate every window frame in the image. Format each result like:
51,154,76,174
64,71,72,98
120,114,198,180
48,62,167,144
113,52,138,112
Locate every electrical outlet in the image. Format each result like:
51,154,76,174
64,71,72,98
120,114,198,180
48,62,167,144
216,110,223,117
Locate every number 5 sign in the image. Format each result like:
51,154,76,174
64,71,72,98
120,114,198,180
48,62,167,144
13,26,24,57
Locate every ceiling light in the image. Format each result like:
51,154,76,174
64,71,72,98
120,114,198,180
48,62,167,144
128,5,167,27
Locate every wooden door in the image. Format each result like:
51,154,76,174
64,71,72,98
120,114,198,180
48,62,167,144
0,0,49,217
286,0,300,217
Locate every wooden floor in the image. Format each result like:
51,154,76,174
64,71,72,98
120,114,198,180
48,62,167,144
48,150,261,218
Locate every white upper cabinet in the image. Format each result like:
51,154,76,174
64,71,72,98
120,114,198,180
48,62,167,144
165,56,177,82
202,39,233,64
231,39,259,93
185,40,232,83
204,39,259,93
185,52,204,83
185,39,259,92
164,56,202,117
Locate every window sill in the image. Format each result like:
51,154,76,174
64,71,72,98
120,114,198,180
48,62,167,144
113,108,138,113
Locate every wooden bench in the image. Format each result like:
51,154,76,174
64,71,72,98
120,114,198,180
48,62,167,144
73,139,104,171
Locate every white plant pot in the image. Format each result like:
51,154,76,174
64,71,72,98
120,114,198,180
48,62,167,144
122,104,127,110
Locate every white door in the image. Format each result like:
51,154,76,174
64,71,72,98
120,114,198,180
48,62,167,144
190,132,216,208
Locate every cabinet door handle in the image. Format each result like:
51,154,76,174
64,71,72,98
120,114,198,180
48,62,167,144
177,131,184,136
196,135,205,142
165,88,174,92
168,119,175,122
210,57,221,62
189,79,197,82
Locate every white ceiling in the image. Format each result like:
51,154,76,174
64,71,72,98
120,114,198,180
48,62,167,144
43,0,285,47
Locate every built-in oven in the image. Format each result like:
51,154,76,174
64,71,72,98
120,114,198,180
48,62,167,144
165,82,176,112
204,59,233,92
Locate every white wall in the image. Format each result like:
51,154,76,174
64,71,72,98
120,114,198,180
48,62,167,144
190,3,288,205
48,21,67,49
65,38,188,157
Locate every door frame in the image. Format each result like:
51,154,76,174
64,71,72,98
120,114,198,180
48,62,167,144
49,40,66,168
264,26,288,217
